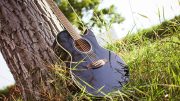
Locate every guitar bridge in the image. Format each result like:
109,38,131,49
87,59,108,69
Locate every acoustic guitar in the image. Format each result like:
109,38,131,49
48,0,129,96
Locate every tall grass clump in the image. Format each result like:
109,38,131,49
105,15,180,100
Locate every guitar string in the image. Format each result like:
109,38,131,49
76,38,100,62
75,36,99,61
75,39,97,62
72,36,100,63
72,30,100,62
46,0,99,63
52,5,98,62
74,31,100,61
64,24,98,62
77,39,101,64
49,4,98,63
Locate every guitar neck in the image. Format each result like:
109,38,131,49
47,0,82,40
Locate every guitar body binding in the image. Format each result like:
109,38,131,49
54,29,129,96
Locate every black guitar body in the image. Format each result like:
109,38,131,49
55,29,129,96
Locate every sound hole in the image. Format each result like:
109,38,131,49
74,39,91,52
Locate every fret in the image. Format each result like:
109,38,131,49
47,0,82,40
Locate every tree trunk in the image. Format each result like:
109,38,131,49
0,0,64,100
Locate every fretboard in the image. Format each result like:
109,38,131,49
47,0,82,40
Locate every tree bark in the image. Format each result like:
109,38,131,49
0,0,64,100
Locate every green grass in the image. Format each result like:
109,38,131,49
0,87,10,96
120,34,180,100
105,16,180,100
